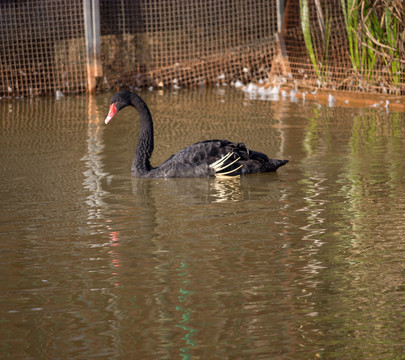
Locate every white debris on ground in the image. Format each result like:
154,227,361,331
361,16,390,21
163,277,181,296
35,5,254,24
55,90,64,100
152,77,401,112
233,81,396,111
234,81,282,102
328,94,336,107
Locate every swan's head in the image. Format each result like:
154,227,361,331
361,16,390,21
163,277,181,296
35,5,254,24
105,91,133,124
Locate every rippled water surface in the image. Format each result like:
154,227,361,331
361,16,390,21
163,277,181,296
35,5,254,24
1,89,404,359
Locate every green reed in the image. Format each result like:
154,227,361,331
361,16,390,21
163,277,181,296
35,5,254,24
300,0,332,82
300,0,320,77
383,7,401,86
340,0,403,91
340,0,360,71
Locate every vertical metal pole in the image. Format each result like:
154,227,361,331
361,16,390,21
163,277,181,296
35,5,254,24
83,0,96,93
272,0,290,77
92,0,102,77
276,0,285,33
83,0,101,93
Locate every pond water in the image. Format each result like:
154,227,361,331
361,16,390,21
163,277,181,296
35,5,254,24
0,89,404,359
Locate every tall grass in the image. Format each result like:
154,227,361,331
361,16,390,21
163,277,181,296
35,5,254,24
300,0,320,77
340,0,360,71
341,0,403,91
301,0,404,93
383,7,401,85
300,0,332,82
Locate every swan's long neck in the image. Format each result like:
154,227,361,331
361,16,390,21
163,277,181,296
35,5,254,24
130,95,154,175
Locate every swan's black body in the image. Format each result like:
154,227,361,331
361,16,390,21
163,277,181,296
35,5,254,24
105,91,288,178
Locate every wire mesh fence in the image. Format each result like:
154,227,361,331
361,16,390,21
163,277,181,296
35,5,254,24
0,0,404,98
282,0,405,95
99,0,279,89
0,0,87,97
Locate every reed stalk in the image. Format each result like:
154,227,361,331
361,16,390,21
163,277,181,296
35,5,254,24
300,0,332,82
322,9,332,80
340,0,360,70
340,0,403,91
300,0,403,92
300,0,320,77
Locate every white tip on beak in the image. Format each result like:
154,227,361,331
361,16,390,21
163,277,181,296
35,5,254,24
105,103,117,124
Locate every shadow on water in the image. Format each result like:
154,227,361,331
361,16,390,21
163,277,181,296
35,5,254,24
1,88,405,359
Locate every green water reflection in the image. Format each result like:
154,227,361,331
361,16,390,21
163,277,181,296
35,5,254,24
297,105,405,358
175,261,196,360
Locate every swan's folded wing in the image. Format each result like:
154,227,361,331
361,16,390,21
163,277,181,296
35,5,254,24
154,140,232,177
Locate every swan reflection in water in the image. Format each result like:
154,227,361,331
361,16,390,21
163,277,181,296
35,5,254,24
131,174,285,205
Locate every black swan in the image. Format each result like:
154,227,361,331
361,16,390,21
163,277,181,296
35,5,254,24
105,91,288,178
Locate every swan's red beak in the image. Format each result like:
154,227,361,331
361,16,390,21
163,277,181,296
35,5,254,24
105,103,117,124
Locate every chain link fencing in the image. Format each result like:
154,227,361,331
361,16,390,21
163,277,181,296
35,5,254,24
1,0,403,98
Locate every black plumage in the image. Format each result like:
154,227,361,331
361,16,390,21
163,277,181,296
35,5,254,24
105,91,288,178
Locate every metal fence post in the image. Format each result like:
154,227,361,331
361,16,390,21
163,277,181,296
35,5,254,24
92,0,102,78
276,0,285,33
83,0,101,94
